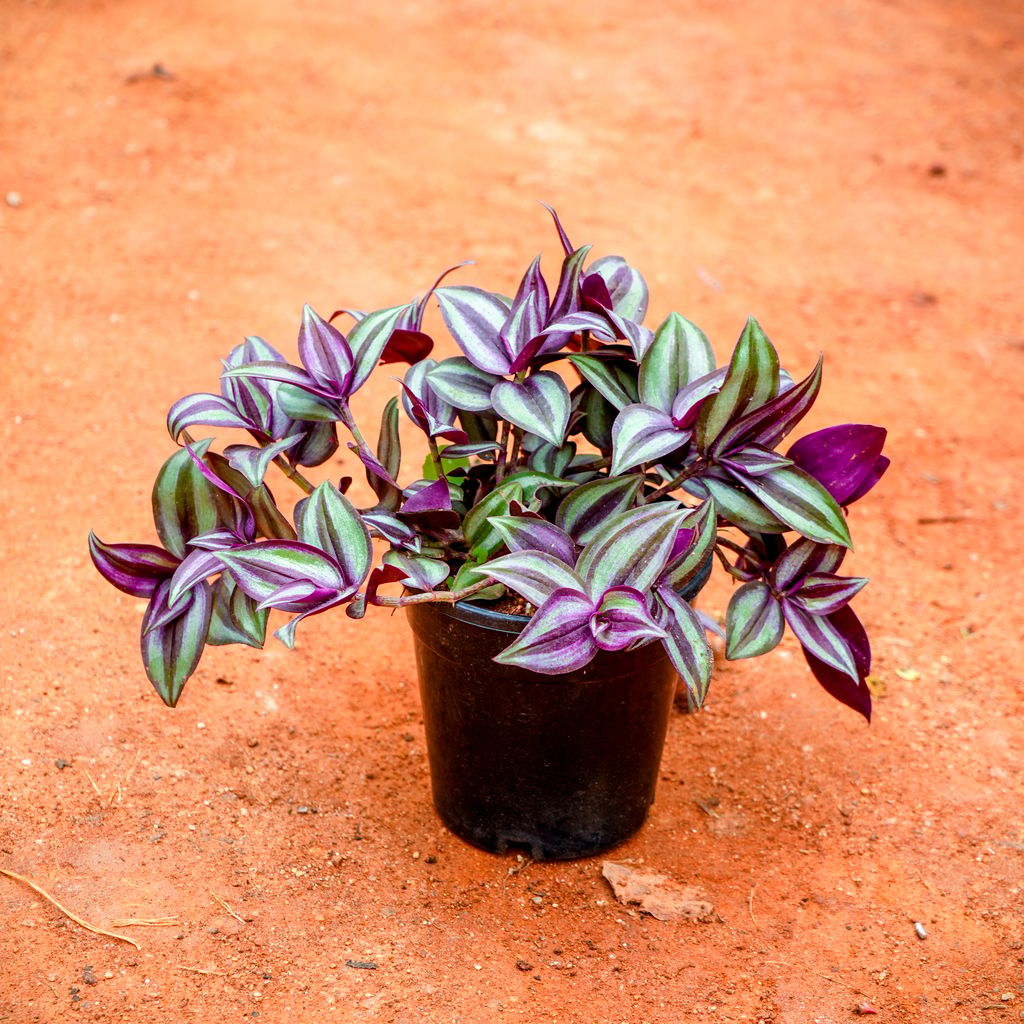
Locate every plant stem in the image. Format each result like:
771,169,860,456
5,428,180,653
643,461,704,503
713,544,749,582
427,435,447,482
508,427,524,471
373,577,498,608
272,455,315,494
493,419,512,485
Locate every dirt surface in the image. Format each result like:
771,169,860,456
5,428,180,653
2,1,1023,1021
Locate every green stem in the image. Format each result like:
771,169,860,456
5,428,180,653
713,544,749,582
493,419,513,485
373,577,498,608
427,435,447,482
272,455,315,495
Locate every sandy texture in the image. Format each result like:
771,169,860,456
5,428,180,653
2,1,1023,1020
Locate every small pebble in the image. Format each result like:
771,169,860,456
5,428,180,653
82,966,98,986
5,191,22,208
914,921,927,939
515,960,534,972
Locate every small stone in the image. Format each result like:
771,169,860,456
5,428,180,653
515,960,534,972
914,921,927,939
1001,993,1015,1002
82,966,98,986
5,191,22,208
55,758,73,769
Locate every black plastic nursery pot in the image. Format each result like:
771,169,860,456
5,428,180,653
406,599,679,861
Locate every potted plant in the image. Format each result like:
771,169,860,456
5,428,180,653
90,209,888,860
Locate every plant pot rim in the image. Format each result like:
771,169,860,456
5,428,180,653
432,599,530,635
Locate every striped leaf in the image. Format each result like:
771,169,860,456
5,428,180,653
215,541,348,608
298,305,354,394
221,360,339,401
638,313,715,413
609,403,689,476
152,439,222,559
719,444,793,477
771,537,846,590
207,574,268,649
730,463,853,547
489,515,577,566
382,550,451,592
801,605,872,721
698,475,788,535
224,437,301,489
493,588,598,674
166,392,251,442
575,502,684,599
480,550,586,608
587,255,649,323
782,600,859,681
590,586,666,652
710,355,822,457
725,582,784,661
696,317,780,451
435,286,512,374
555,474,643,543
655,586,713,710
788,572,868,616
140,579,212,707
491,372,571,448
658,497,717,591
347,304,409,391
426,356,502,413
568,353,639,411
295,482,372,592
88,533,179,598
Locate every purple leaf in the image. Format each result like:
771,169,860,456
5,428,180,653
542,203,575,257
89,534,179,598
725,582,785,660
491,372,571,448
166,548,225,608
720,444,794,478
787,424,889,505
380,328,434,365
347,304,409,391
610,403,689,476
801,604,873,721
221,360,341,402
488,515,578,565
480,550,586,608
426,357,502,413
401,477,452,516
586,255,649,324
224,436,301,489
183,442,257,543
298,305,355,395
658,497,717,591
493,588,599,674
140,579,212,707
670,367,727,429
365,562,407,605
589,586,666,652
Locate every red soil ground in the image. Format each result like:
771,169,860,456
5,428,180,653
2,1,1023,1021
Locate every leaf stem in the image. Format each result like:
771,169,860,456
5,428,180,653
493,419,513,485
373,577,498,608
427,435,447,482
508,426,524,472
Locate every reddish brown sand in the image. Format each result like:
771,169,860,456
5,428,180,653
2,2,1023,1021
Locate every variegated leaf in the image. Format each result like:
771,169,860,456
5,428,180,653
490,372,571,448
725,582,785,660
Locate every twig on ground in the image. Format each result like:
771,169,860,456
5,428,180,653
179,966,226,976
210,891,245,923
110,917,178,927
0,867,140,949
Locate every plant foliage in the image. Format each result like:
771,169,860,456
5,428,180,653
92,210,888,718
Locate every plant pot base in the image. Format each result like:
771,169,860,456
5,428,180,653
407,600,678,861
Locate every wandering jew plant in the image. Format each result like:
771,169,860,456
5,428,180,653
91,209,888,720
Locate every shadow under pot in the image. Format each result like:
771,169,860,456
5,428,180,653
405,599,679,861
